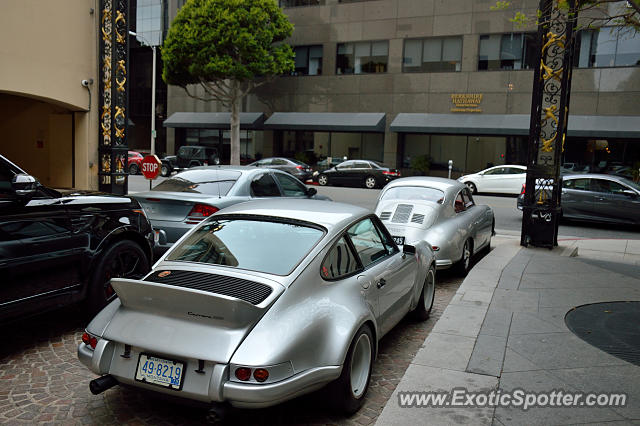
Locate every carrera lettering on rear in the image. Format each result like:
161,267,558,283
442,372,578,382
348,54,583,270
187,311,223,320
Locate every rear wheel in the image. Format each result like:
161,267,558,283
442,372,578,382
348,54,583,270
329,325,373,415
466,182,477,194
87,240,149,314
128,163,139,175
413,265,436,320
318,174,329,186
364,176,377,189
161,163,170,177
455,239,473,276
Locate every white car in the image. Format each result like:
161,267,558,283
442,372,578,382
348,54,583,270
458,165,527,195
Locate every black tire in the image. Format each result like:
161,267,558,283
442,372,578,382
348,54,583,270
413,264,436,320
364,175,377,189
329,324,374,415
465,182,477,194
128,163,139,175
455,239,473,276
483,219,495,254
87,240,149,314
161,164,170,177
318,174,329,186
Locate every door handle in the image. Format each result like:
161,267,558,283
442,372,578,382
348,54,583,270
376,278,386,289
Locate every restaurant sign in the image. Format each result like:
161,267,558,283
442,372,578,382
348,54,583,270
451,93,483,112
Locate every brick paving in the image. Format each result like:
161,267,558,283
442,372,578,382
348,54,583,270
0,271,461,425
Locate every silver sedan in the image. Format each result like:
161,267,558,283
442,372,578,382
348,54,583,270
131,166,328,254
77,199,436,418
375,177,494,275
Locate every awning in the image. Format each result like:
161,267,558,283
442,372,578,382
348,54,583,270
264,112,386,133
390,113,640,139
163,112,266,129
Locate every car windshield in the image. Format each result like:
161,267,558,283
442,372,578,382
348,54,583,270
381,186,445,204
166,218,325,275
151,170,241,196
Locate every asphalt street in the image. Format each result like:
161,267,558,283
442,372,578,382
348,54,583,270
128,174,640,241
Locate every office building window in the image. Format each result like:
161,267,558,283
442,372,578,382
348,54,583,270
403,37,462,72
279,0,322,7
575,27,640,68
293,45,323,75
336,41,388,74
478,33,537,70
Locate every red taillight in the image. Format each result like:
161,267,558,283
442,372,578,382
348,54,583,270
185,204,219,224
235,367,252,381
432,246,440,251
82,332,98,349
295,165,303,170
520,184,526,195
383,171,400,176
253,369,269,382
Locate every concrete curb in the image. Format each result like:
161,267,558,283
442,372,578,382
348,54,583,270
375,238,522,425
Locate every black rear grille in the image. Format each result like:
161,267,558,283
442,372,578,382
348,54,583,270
392,204,413,223
144,270,273,305
380,211,391,221
411,213,425,224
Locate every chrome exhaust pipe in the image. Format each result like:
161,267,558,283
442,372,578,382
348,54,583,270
89,375,118,395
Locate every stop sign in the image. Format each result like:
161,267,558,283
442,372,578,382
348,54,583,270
141,155,161,180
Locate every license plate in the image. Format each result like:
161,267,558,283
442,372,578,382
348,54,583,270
135,354,185,390
392,236,405,245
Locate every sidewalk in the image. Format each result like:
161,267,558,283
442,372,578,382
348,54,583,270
376,236,640,425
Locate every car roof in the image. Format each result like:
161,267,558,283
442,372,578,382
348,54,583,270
212,198,370,232
563,173,631,181
382,176,465,193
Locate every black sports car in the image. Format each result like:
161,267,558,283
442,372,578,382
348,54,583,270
0,155,154,322
315,160,400,189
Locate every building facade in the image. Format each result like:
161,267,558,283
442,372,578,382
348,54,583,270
166,0,640,177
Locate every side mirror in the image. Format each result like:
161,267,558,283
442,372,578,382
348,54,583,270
306,187,317,197
12,173,38,198
402,244,416,255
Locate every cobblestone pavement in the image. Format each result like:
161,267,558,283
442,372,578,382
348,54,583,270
0,271,463,425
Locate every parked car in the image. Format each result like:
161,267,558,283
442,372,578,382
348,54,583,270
159,146,221,177
131,166,330,255
375,177,494,275
517,173,640,225
315,160,400,189
248,157,313,182
127,151,145,175
458,164,527,195
160,155,177,177
78,199,436,418
0,155,154,322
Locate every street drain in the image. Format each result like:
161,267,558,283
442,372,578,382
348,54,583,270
565,301,640,367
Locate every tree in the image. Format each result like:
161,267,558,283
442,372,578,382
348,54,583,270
493,0,639,32
162,0,295,165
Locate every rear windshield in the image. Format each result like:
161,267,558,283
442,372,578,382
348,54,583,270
152,170,241,196
381,186,445,204
167,218,325,275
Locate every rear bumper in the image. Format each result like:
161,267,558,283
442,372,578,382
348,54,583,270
78,340,341,409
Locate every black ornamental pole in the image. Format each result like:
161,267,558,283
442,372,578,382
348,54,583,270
521,0,578,248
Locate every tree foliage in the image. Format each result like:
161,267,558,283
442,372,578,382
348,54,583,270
493,0,639,32
162,0,295,164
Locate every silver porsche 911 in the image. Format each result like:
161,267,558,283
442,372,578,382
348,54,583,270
374,177,494,275
78,199,435,419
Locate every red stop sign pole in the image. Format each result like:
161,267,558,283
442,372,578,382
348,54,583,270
141,155,162,189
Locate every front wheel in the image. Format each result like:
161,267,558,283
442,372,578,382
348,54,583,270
413,265,436,320
364,176,377,189
455,239,473,276
466,182,477,194
329,325,374,415
318,174,329,186
87,240,149,314
161,164,170,177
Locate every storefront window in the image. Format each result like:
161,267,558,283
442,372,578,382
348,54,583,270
403,37,462,72
337,41,388,74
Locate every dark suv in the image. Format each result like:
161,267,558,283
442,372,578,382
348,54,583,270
160,146,221,177
0,155,154,322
